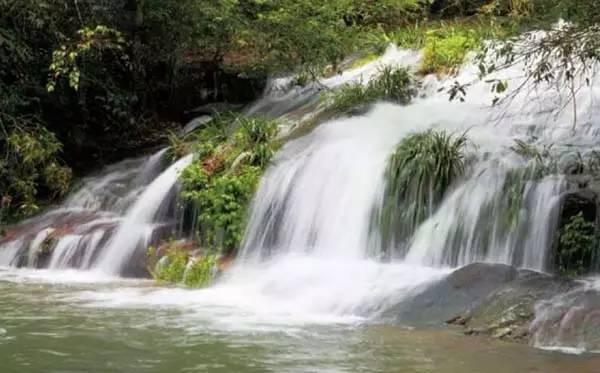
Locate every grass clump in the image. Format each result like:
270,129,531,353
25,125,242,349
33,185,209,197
152,247,189,284
183,255,219,288
421,29,478,74
330,66,417,113
378,130,469,252
147,242,219,288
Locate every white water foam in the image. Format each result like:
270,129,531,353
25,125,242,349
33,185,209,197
65,255,448,331
94,154,194,275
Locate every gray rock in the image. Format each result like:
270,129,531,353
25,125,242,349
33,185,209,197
382,263,518,325
463,271,578,341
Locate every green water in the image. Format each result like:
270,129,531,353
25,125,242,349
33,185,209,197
1,269,599,373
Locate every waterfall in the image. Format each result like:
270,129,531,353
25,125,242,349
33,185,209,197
3,42,600,355
2,42,599,288
0,149,192,276
241,45,600,273
94,154,193,274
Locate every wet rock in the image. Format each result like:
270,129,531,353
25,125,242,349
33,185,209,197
530,285,600,351
384,263,518,325
456,271,578,342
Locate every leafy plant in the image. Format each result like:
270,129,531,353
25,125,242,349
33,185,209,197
47,26,126,92
183,255,219,288
179,115,278,256
182,165,261,254
0,123,72,221
153,248,189,284
557,212,598,276
421,28,478,74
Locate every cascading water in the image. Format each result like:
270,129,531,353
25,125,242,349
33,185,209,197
222,43,600,322
2,40,600,354
0,148,192,276
94,154,193,275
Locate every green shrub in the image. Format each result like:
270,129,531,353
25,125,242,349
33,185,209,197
557,212,598,276
182,165,261,254
183,255,219,288
153,249,189,284
179,115,278,256
378,130,469,250
421,29,478,74
390,20,516,75
0,124,72,221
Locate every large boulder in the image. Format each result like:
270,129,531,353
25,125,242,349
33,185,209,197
456,271,578,341
382,263,518,325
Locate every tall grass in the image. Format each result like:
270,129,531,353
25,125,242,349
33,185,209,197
378,130,469,253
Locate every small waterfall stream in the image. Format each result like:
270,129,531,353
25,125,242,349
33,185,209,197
0,148,191,276
94,154,193,275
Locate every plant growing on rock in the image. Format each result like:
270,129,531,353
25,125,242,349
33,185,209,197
378,129,470,253
183,255,219,288
153,248,189,284
180,115,278,257
330,66,417,113
147,240,219,288
557,212,598,276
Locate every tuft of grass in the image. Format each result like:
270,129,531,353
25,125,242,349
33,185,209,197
183,254,218,288
330,82,374,113
330,66,417,113
378,130,469,251
153,248,189,284
370,65,417,103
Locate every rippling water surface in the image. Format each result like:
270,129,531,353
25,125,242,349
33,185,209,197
2,268,600,373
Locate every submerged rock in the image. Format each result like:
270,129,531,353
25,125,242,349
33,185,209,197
384,262,595,349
